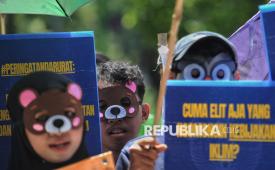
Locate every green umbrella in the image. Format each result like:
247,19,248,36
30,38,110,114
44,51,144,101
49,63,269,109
0,0,91,17
0,0,92,33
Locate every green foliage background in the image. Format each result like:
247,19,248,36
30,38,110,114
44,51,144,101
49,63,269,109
5,0,268,134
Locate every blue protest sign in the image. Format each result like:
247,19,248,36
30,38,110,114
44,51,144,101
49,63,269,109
165,80,275,170
0,32,101,170
260,4,275,80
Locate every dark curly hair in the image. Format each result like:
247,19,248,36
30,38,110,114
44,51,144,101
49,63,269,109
97,61,145,102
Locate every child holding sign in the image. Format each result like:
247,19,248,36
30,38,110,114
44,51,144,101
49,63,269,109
97,61,167,169
7,71,88,170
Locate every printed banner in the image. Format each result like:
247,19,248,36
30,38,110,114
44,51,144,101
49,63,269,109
165,80,275,170
0,32,101,170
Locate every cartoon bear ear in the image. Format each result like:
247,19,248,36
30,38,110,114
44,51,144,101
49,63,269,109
19,89,38,108
125,81,137,93
67,83,82,100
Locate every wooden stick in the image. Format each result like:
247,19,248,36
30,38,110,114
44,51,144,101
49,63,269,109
153,0,184,133
0,14,6,34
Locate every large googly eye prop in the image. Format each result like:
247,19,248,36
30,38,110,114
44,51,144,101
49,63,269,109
19,89,38,108
67,83,82,101
211,64,232,80
45,115,72,134
125,81,137,93
183,64,205,80
104,105,126,120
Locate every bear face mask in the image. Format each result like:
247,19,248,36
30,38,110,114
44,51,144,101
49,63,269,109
99,81,140,121
19,83,84,135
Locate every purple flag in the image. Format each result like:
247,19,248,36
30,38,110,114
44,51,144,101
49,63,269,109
229,0,275,80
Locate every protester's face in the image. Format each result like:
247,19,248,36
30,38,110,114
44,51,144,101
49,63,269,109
20,86,84,163
98,81,149,152
25,126,83,163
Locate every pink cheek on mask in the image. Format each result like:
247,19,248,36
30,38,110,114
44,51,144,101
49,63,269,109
128,107,135,114
72,117,81,127
33,124,44,132
100,112,104,118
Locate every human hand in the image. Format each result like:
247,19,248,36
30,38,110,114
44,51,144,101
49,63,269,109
129,137,167,170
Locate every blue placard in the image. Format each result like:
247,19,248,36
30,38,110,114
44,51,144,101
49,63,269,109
0,32,101,170
165,80,275,170
260,4,275,80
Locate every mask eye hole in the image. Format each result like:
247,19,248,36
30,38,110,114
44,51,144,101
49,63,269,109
64,107,76,118
182,64,205,80
99,100,108,111
65,111,76,118
120,97,131,107
35,114,49,123
212,64,232,80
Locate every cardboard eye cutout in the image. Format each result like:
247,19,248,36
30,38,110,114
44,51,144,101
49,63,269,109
19,89,38,108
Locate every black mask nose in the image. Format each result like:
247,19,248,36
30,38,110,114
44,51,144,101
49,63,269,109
111,107,120,115
53,119,64,128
